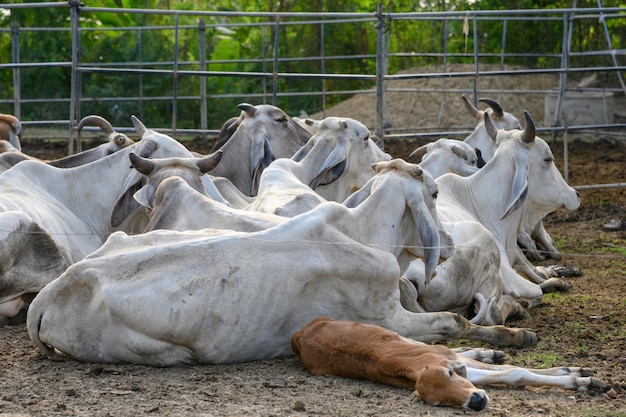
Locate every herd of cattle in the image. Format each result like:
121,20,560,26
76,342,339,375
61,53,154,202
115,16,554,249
0,100,603,410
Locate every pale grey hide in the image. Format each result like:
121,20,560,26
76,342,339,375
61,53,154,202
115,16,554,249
408,112,579,315
0,116,216,319
462,96,563,265
207,103,312,197
408,138,480,179
0,115,135,174
27,159,537,366
246,116,391,217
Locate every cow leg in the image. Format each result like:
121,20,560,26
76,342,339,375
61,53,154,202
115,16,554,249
389,310,538,348
464,366,604,391
453,347,506,365
538,277,572,293
494,295,529,323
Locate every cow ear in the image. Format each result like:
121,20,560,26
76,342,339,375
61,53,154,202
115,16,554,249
250,135,274,196
133,183,156,209
309,141,349,189
343,181,373,208
450,144,469,161
292,138,315,162
501,162,529,220
111,182,143,227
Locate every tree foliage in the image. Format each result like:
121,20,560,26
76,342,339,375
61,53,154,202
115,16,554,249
0,0,624,129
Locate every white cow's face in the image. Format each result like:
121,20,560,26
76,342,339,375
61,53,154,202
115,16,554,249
527,137,580,213
241,104,311,153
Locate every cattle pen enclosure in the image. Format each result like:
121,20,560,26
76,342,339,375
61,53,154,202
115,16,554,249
1,2,626,417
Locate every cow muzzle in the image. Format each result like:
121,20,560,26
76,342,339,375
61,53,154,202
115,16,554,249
465,390,489,411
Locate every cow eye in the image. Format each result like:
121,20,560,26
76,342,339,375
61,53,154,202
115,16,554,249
544,157,553,163
432,191,438,199
275,116,287,123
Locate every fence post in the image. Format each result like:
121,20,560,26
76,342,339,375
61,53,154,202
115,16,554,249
172,14,180,136
68,0,82,155
198,19,207,136
11,22,21,120
374,3,385,144
272,16,280,106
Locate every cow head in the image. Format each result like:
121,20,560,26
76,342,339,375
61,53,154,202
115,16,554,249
343,159,454,281
484,111,580,222
128,151,223,209
408,138,480,178
462,96,522,162
291,116,391,201
413,354,489,411
235,103,312,196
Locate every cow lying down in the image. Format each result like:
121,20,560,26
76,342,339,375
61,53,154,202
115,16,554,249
292,317,604,411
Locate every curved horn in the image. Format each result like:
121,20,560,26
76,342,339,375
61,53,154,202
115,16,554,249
196,150,223,174
483,113,499,141
77,115,115,135
237,103,257,117
479,98,504,118
408,143,430,162
129,152,156,176
462,95,480,118
131,115,147,137
137,139,158,158
521,110,536,144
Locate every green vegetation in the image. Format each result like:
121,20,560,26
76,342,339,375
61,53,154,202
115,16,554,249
1,0,625,128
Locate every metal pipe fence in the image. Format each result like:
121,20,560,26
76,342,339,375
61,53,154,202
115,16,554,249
0,2,625,190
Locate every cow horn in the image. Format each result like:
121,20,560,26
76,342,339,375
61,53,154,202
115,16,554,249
131,115,147,137
479,98,504,118
196,150,223,174
483,113,498,141
408,143,429,162
238,103,257,116
462,95,480,119
77,115,115,135
137,139,158,157
521,110,535,144
129,152,156,176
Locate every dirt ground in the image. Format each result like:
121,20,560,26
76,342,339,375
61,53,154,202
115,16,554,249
1,66,626,416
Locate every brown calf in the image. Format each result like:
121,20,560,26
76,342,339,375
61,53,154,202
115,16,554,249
292,317,603,411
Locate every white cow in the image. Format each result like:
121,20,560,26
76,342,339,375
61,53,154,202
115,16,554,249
0,115,136,174
462,96,562,264
27,159,538,366
246,117,391,217
208,103,312,197
404,138,524,325
408,138,480,178
127,152,282,233
461,96,522,163
0,116,220,320
426,112,579,309
0,113,22,151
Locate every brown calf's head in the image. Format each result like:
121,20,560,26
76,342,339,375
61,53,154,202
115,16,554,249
413,354,489,411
